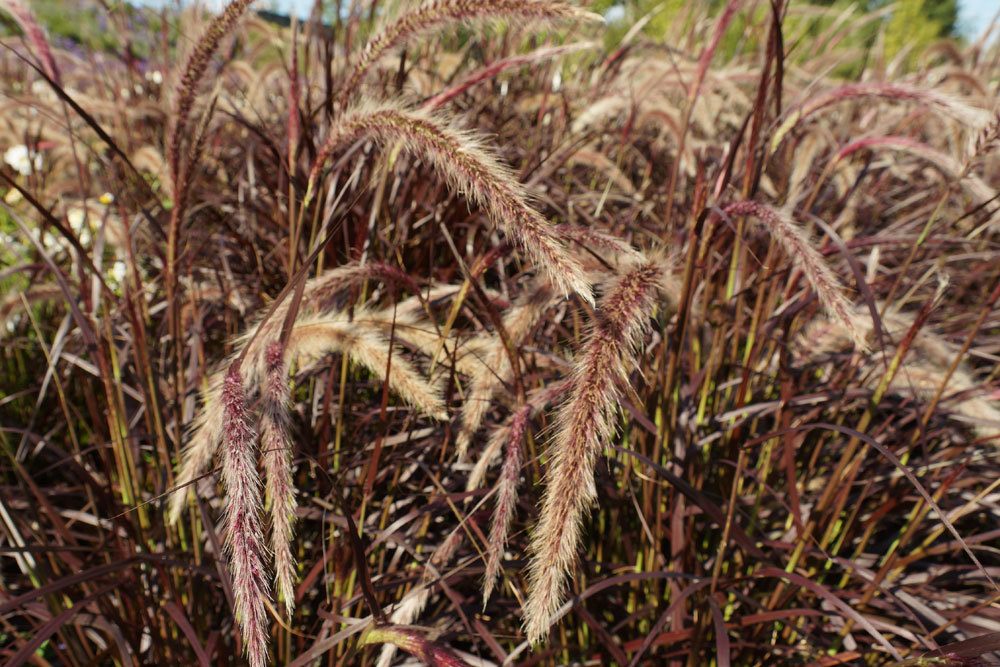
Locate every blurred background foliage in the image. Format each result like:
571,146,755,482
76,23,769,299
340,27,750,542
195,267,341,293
0,0,968,72
594,0,959,68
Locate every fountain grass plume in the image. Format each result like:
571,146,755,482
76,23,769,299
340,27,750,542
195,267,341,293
340,0,602,102
524,258,674,644
220,365,270,667
723,200,867,351
455,285,552,458
0,0,60,84
305,102,593,303
482,403,529,604
260,342,296,617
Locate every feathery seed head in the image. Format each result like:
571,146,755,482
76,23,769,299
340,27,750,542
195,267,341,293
0,0,60,84
220,365,270,667
524,260,669,644
168,0,255,183
261,342,297,617
456,285,552,457
723,200,867,351
341,0,601,102
482,404,529,604
307,103,593,303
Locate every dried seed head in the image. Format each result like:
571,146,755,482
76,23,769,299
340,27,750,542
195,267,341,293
168,263,423,525
289,312,448,420
456,285,552,457
0,0,60,84
772,82,991,152
168,0,255,183
467,378,572,492
167,370,227,525
799,305,1000,439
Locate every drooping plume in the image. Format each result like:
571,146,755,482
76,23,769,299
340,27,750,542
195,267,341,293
220,366,270,667
306,103,593,303
524,259,673,644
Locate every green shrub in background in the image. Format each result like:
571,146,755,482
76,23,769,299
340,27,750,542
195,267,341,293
0,0,171,58
880,0,958,63
598,0,959,72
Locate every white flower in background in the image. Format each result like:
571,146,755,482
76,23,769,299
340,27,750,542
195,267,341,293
66,206,94,246
144,70,163,85
604,4,626,22
111,261,127,284
4,145,42,176
67,208,86,229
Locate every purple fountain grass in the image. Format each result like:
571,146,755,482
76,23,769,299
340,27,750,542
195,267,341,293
288,312,448,420
556,224,646,269
167,0,255,182
723,200,867,350
833,136,997,216
799,304,1000,439
772,82,991,151
340,0,601,102
168,370,227,524
467,378,573,492
455,285,551,458
220,365,270,667
0,0,60,84
260,342,296,617
12,1,1000,663
169,311,447,524
482,403,529,604
422,42,597,110
305,102,593,303
524,259,673,644
168,262,426,525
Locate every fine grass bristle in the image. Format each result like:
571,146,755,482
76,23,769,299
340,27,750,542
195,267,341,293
169,300,447,526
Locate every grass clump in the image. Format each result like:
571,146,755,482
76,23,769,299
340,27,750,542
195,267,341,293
1,0,999,666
